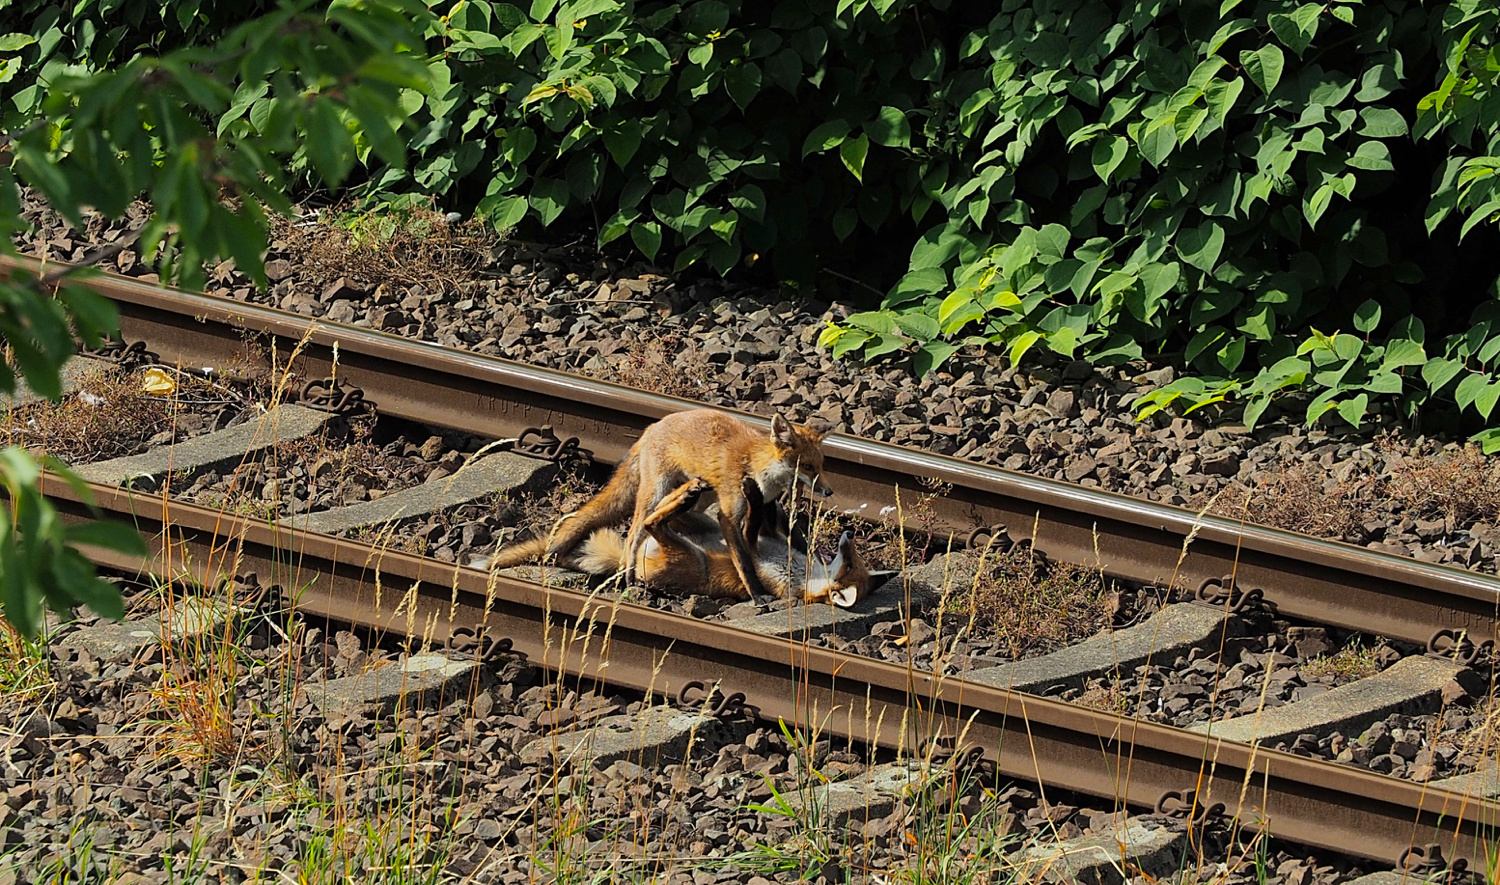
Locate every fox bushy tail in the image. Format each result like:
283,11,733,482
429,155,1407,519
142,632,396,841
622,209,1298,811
575,530,627,576
486,450,639,568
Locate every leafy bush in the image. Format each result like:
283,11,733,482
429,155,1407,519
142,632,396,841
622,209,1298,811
0,0,431,634
5,0,1500,444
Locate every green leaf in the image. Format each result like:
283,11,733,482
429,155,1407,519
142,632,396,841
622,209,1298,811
1352,299,1381,333
846,311,896,335
1358,107,1409,139
1177,222,1225,273
1456,372,1488,410
1035,224,1070,260
603,123,642,168
1382,339,1427,369
893,312,939,342
725,63,761,110
864,106,912,148
1268,4,1320,56
1337,393,1369,428
1243,396,1272,430
914,341,960,377
833,207,857,242
1480,383,1500,420
631,221,662,261
0,34,37,52
840,133,869,182
1091,136,1129,183
802,120,850,157
1008,330,1043,367
1421,358,1464,391
529,178,570,226
1240,45,1285,95
886,268,949,307
1346,141,1395,172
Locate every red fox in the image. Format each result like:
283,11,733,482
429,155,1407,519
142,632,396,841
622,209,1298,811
575,476,890,606
488,409,833,597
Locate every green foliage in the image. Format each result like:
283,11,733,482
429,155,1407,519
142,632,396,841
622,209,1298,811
0,0,433,634
808,0,1500,445
5,0,1500,444
0,448,145,639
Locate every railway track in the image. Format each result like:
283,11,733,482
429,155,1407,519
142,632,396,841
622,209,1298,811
8,254,1500,873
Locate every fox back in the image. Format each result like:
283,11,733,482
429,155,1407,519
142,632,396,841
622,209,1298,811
639,410,833,504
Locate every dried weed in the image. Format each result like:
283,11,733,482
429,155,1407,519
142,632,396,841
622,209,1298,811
1207,462,1373,541
270,198,500,292
1382,437,1500,525
1301,642,1382,684
584,330,713,400
2,365,223,462
946,545,1115,659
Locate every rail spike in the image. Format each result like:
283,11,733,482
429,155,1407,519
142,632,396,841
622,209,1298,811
444,627,519,664
1154,788,1225,825
297,376,373,417
1399,843,1482,885
83,336,158,369
1428,628,1495,668
676,680,757,721
1194,575,1267,615
506,425,595,469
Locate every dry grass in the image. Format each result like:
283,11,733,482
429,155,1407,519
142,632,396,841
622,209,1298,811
805,476,952,573
1205,461,1373,540
4,365,175,462
944,544,1115,659
1205,434,1500,541
583,330,714,400
270,198,500,292
1301,642,1382,683
1383,437,1500,525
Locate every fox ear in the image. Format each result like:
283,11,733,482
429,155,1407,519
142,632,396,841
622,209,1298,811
771,414,795,445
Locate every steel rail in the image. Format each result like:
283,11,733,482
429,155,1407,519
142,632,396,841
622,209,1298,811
10,256,1499,651
46,475,1500,866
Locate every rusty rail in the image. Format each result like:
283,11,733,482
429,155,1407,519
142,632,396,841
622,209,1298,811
9,256,1499,652
46,475,1500,866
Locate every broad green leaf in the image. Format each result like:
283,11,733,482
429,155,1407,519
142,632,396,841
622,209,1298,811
833,207,857,242
886,267,949,306
894,312,940,341
1358,106,1409,138
1091,136,1129,183
529,178,570,225
846,311,896,335
725,63,761,110
1035,224,1070,260
1243,396,1272,430
1337,393,1369,428
915,341,960,377
631,221,662,261
1456,372,1488,410
864,106,912,148
1480,383,1500,420
802,120,850,157
1382,339,1427,369
1008,330,1043,367
840,133,869,181
1177,222,1225,273
1421,358,1464,391
1240,45,1285,95
1353,299,1381,333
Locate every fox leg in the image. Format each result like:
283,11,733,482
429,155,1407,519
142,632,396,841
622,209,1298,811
623,465,685,584
717,485,771,600
637,478,712,585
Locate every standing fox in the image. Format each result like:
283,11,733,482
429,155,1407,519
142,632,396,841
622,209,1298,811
488,409,833,597
573,475,889,606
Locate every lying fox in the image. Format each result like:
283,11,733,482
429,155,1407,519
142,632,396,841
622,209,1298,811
489,409,833,598
574,475,891,607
